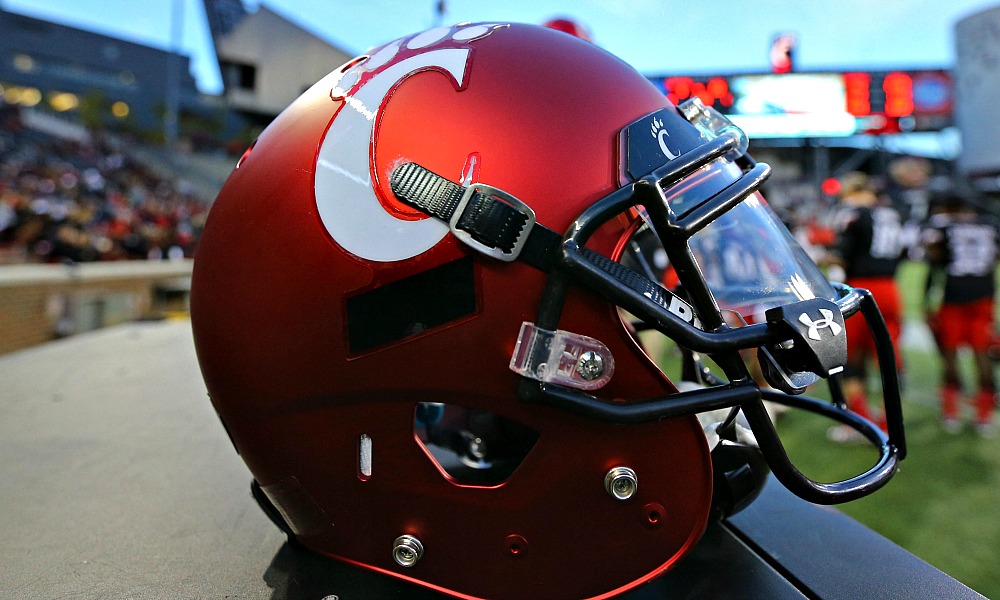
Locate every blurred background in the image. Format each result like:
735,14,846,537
0,0,998,597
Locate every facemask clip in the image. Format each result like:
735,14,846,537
509,322,615,390
759,298,848,394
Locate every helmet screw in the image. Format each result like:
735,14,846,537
392,534,424,567
605,466,638,500
469,436,487,460
576,351,605,381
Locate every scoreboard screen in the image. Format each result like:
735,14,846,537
647,70,952,138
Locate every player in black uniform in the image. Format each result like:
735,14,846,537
922,193,998,436
829,173,904,439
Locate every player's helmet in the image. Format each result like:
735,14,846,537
542,16,592,41
191,23,905,599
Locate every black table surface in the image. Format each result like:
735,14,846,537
0,321,983,599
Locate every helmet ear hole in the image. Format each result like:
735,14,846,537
413,403,539,486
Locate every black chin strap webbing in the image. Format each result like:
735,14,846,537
389,162,562,271
388,162,467,223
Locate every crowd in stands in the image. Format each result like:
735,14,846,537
0,108,209,265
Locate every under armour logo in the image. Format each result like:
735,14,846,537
798,309,842,341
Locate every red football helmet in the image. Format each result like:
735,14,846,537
192,23,905,599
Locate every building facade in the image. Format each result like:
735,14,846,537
0,8,202,134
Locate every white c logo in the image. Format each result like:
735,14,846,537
314,26,500,262
650,117,678,160
656,129,678,160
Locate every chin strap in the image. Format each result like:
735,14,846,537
390,161,702,327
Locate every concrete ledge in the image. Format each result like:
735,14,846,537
0,259,194,355
0,259,193,287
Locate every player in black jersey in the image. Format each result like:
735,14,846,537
829,173,904,439
923,194,998,436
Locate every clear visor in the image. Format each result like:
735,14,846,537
627,160,835,324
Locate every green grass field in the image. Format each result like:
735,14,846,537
774,261,1000,598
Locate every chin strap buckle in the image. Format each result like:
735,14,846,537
390,162,562,270
449,183,536,262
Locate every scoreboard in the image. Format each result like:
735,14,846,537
647,70,952,138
